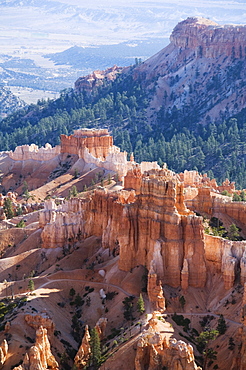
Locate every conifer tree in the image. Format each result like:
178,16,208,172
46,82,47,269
137,293,145,314
89,327,101,369
216,314,227,335
28,279,35,292
3,198,14,219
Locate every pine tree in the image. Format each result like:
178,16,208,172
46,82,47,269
137,293,145,314
216,314,227,335
28,279,35,292
227,223,239,241
69,288,76,299
90,327,101,369
197,329,218,370
3,198,14,219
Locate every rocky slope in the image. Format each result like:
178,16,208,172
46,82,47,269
131,17,246,127
0,130,244,369
74,16,246,127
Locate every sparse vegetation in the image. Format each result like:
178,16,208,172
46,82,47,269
16,219,25,228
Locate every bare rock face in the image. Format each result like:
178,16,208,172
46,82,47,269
13,326,59,370
74,65,123,94
134,17,246,128
205,234,246,289
25,313,55,335
170,17,246,58
95,318,108,340
40,168,207,288
0,339,8,367
74,325,91,369
60,128,130,179
60,128,113,159
9,143,60,161
147,263,165,312
135,314,201,370
186,187,246,230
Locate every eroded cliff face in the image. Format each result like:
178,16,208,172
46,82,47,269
134,17,246,126
205,234,246,289
40,168,207,288
186,187,246,232
170,17,246,59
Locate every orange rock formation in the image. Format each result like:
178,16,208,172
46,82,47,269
13,326,58,370
25,313,55,335
60,128,113,159
74,325,91,369
40,168,207,288
135,313,201,370
147,263,165,312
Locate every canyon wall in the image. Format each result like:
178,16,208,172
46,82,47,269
205,234,246,289
186,187,246,230
170,17,246,59
40,169,207,288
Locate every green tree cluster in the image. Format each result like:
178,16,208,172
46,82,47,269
0,71,246,188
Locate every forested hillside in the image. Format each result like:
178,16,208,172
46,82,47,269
1,17,246,188
0,67,245,188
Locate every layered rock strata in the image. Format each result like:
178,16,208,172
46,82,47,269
74,65,124,94
9,143,60,161
205,234,246,289
40,168,207,288
171,17,246,59
186,187,246,230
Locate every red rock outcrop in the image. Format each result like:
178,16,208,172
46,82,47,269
74,65,124,94
147,264,165,312
135,313,201,370
133,17,246,127
60,129,113,159
74,325,91,369
13,326,58,370
40,169,207,288
171,17,246,59
123,165,142,194
25,313,55,335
